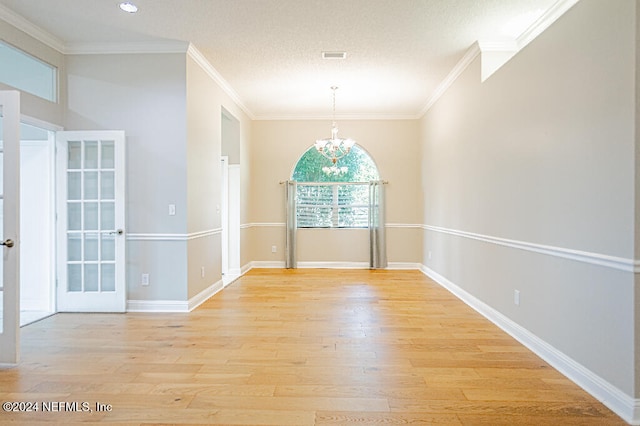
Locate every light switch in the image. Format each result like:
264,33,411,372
169,204,176,216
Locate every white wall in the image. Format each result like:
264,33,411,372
20,140,53,312
420,0,637,409
65,52,189,301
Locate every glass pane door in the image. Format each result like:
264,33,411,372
57,131,125,313
66,139,117,294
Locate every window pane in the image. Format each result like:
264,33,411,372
101,202,115,230
84,171,98,199
101,141,115,168
67,172,81,200
67,233,82,261
84,264,99,291
85,141,98,169
0,41,57,102
84,202,99,230
68,141,81,169
101,264,115,292
101,234,115,261
68,203,81,230
101,171,115,199
291,145,379,228
68,264,82,292
84,233,99,261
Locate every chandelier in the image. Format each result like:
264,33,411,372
314,86,355,164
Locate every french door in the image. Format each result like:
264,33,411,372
0,91,21,364
56,131,126,312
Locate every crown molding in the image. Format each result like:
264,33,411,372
418,0,580,117
1,0,580,121
64,40,190,55
419,42,481,116
186,44,254,120
253,112,422,121
516,0,580,50
0,4,66,53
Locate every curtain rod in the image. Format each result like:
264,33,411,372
279,180,388,185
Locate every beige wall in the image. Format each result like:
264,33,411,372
248,119,422,265
421,0,636,398
185,52,252,298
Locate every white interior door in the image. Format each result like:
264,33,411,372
56,131,126,312
0,91,21,364
221,156,229,278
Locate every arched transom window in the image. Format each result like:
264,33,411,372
291,144,380,228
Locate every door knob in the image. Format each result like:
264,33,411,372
1,239,14,248
109,229,124,236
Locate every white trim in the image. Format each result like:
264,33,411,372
65,41,190,55
241,223,286,229
419,42,481,115
253,113,421,121
187,44,254,119
387,262,422,270
126,299,189,313
423,225,637,273
187,228,223,240
126,229,222,241
298,261,370,269
386,223,423,229
420,264,639,425
419,0,579,117
127,279,224,313
516,0,580,51
20,115,64,132
188,280,224,311
242,222,423,230
248,261,286,269
0,4,66,53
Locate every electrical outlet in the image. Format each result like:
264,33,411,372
272,245,277,253
428,250,432,260
201,266,205,278
514,290,520,306
141,273,150,286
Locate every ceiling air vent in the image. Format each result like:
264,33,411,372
322,51,347,59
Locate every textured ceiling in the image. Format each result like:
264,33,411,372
0,0,562,118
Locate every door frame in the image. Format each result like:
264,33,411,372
55,130,126,313
0,90,21,364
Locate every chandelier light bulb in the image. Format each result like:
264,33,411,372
314,87,355,164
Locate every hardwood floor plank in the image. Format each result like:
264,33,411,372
0,268,626,425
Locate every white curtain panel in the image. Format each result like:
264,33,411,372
369,181,387,269
285,181,297,269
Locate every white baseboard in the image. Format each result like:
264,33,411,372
297,261,369,269
248,261,286,269
188,279,224,311
126,299,189,313
387,262,422,270
243,261,421,270
420,264,639,425
127,279,224,313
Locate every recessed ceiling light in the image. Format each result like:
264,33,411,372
119,2,138,13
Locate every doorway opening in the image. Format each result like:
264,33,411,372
221,108,240,286
20,122,56,326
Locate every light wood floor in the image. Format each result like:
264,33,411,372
0,269,626,425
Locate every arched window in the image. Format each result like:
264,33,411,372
291,144,380,228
